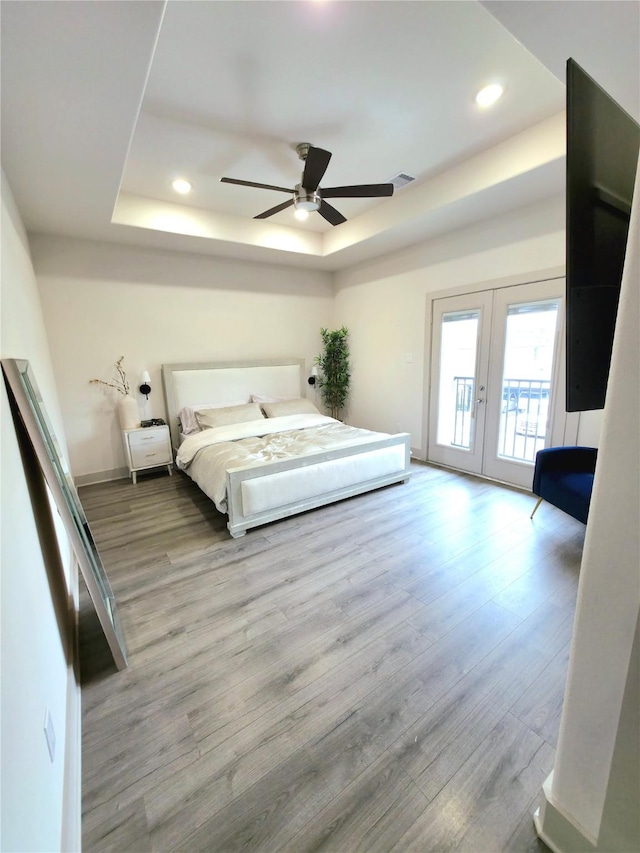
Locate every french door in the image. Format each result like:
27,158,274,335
428,279,570,489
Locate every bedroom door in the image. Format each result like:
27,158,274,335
428,279,569,488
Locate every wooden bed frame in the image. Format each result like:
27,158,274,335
162,359,411,537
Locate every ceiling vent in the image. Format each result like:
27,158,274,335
388,172,416,190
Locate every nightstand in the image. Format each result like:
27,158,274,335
122,425,173,484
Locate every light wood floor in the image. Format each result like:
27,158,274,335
79,461,584,852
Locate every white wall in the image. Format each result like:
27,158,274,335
1,171,79,852
334,195,567,455
31,235,334,480
576,409,603,447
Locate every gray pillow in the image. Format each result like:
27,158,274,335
195,402,265,430
261,398,321,418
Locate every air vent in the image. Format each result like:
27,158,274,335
388,172,416,190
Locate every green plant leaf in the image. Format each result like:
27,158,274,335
316,327,350,419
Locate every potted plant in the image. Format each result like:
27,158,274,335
315,326,350,420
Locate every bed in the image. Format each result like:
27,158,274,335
162,359,411,537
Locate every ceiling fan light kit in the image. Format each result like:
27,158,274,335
220,143,394,226
294,185,321,212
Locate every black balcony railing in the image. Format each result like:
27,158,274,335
500,378,550,460
452,376,474,448
451,377,551,460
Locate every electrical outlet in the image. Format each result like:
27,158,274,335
44,709,56,762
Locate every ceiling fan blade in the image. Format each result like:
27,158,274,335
302,146,332,191
221,177,294,194
321,183,394,199
254,199,295,219
318,200,347,226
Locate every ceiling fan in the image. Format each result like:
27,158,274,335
220,143,394,225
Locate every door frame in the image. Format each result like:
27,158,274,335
423,268,578,485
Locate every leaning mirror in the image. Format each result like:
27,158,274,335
2,358,127,669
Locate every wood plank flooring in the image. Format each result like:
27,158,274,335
79,461,584,852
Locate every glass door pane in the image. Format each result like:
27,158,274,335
437,310,479,450
497,300,560,462
429,291,492,475
482,279,566,489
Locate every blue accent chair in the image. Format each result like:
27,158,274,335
530,446,598,524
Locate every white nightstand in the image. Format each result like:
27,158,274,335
122,425,173,484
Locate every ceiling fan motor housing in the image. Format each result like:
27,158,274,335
294,184,321,212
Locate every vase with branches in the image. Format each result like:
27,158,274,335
89,356,130,396
315,326,350,420
90,356,139,429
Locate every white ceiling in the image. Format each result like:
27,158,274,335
1,1,638,271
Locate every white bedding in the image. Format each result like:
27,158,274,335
176,414,392,513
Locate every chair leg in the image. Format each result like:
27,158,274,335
530,496,543,519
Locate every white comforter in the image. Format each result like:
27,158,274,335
176,414,390,512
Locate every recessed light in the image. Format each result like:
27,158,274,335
294,209,309,221
172,178,192,194
475,83,504,108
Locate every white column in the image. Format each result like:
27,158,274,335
535,167,640,850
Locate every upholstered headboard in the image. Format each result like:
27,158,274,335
161,358,306,449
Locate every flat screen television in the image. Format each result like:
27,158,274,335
566,58,640,412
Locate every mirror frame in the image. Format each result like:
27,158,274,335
2,358,127,670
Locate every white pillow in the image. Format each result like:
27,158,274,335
261,398,321,418
250,393,298,404
179,399,249,435
195,403,265,430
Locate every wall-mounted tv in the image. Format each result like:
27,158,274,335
566,58,640,412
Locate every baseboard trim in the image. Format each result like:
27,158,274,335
60,657,81,852
534,773,597,852
533,808,564,853
75,467,129,487
425,459,531,494
60,557,82,853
